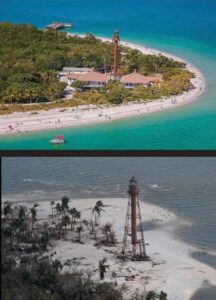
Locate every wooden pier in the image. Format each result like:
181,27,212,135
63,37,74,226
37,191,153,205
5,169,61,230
46,22,72,30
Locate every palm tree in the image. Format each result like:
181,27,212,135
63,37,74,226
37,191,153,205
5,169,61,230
76,226,84,242
68,207,77,230
37,231,50,251
55,203,62,218
3,201,13,221
56,222,63,238
159,291,168,300
20,221,28,242
61,215,70,232
50,200,55,218
91,200,105,226
11,206,27,243
102,223,111,242
98,258,110,281
68,208,81,230
11,217,23,246
61,196,70,214
29,202,39,231
18,206,27,222
74,210,81,228
82,219,89,227
10,218,19,241
3,225,13,246
109,230,116,244
52,259,63,273
146,291,157,300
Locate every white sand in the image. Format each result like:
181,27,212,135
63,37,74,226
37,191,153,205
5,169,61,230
12,197,216,300
0,35,205,136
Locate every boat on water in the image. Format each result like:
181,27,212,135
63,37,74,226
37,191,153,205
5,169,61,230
50,135,66,144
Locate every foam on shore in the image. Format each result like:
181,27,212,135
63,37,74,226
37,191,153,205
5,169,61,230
0,35,206,136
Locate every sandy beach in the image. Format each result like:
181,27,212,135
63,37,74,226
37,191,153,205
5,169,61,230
0,35,205,136
11,197,216,300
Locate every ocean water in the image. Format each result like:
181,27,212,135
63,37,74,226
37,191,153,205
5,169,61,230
0,0,216,149
2,157,216,253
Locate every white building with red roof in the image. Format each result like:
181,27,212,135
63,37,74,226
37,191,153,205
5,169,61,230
64,73,82,85
79,70,108,88
120,70,160,88
59,66,161,90
58,67,93,85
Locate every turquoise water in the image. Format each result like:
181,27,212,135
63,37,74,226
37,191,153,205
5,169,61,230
0,0,216,150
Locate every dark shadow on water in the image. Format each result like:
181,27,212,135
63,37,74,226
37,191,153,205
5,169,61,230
190,282,216,300
191,251,216,269
141,221,162,231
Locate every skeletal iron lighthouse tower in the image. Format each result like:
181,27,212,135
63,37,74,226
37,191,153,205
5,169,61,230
122,177,147,260
112,30,120,79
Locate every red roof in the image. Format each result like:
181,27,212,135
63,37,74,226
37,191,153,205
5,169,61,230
145,76,161,82
120,71,159,84
79,71,108,82
66,74,82,80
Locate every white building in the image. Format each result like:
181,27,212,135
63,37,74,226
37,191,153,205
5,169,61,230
62,67,92,74
120,70,160,88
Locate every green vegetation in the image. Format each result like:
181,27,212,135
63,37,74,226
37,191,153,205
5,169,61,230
146,291,168,300
0,22,194,114
72,80,86,90
2,257,123,300
0,22,114,105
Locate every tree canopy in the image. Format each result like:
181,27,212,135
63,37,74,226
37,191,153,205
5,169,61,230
0,23,114,104
0,22,194,111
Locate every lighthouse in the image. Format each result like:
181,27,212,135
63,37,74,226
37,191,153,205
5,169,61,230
112,30,120,79
122,177,147,260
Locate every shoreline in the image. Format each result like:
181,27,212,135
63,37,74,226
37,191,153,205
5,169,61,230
0,35,206,136
5,197,216,300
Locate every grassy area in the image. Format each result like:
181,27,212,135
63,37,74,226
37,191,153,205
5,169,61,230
0,99,84,115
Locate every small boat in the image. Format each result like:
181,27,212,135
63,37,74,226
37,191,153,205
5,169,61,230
50,135,66,144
